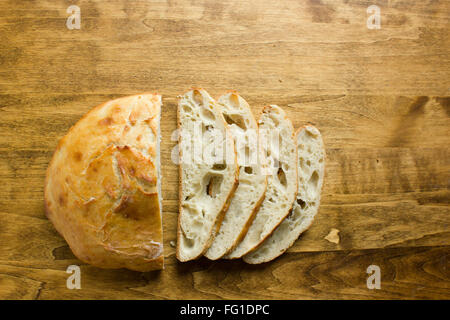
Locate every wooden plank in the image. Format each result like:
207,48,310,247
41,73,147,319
2,94,450,150
0,0,449,95
0,246,448,299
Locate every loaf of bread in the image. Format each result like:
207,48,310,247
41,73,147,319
177,89,238,262
204,92,267,260
244,125,325,264
44,94,164,272
226,105,298,259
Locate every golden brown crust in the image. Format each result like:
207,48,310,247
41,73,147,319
44,93,163,272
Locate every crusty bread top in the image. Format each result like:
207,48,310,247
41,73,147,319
44,94,164,272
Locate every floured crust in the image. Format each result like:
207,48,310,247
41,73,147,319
44,93,164,272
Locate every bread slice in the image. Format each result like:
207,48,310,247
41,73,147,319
177,89,238,262
244,125,325,264
44,94,164,272
225,105,297,259
204,92,267,260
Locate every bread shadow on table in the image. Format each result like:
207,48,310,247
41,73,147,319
173,255,279,275
53,245,163,283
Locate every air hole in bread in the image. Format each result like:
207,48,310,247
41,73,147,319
223,113,246,130
212,163,226,171
201,108,215,121
277,167,287,187
273,158,280,169
306,160,311,166
286,209,294,219
244,166,253,174
204,174,223,198
271,116,280,126
306,129,318,138
182,234,195,248
296,198,306,209
299,157,305,169
202,124,213,134
229,94,240,108
193,90,203,106
319,158,323,163
182,105,192,113
244,146,250,160
308,171,319,197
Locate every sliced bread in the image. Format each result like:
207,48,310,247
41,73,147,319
244,125,325,264
225,105,297,259
177,89,238,262
204,92,267,260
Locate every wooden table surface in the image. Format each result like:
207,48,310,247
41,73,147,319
0,0,449,300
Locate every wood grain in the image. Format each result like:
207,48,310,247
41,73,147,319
0,246,448,300
0,0,449,299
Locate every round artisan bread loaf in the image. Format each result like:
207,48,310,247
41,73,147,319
44,93,164,272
